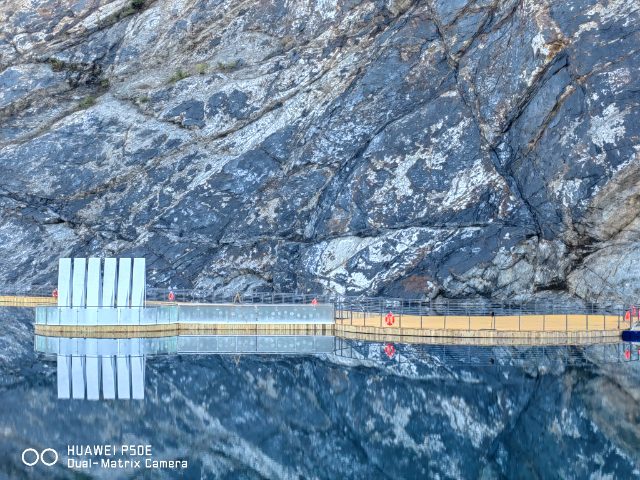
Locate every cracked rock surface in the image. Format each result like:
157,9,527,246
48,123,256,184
1,0,639,303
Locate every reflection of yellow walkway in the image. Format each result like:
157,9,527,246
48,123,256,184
334,313,626,331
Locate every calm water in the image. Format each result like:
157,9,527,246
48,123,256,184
1,307,639,480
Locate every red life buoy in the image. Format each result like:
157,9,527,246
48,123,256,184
312,299,317,306
385,344,395,357
52,289,58,299
625,350,631,360
385,313,395,326
625,311,631,322
633,306,637,316
168,292,175,302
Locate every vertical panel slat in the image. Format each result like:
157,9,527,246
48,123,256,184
57,355,72,399
117,259,132,308
102,356,116,399
131,356,145,399
102,259,117,307
131,258,146,308
71,355,85,399
116,356,131,399
57,259,72,307
86,258,102,307
86,357,100,400
72,258,87,307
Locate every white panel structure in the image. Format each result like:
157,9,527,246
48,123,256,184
130,356,145,400
116,356,131,399
57,259,72,307
86,258,102,307
102,356,117,399
72,258,87,307
131,258,146,308
86,357,101,400
71,356,85,399
117,259,132,307
102,259,117,307
57,355,72,399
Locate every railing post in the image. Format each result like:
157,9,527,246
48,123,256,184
543,314,545,331
566,314,568,331
519,314,521,331
468,315,470,330
586,314,588,331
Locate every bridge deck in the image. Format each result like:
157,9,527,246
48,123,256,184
2,296,629,333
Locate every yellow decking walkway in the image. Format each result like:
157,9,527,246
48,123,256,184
334,312,626,332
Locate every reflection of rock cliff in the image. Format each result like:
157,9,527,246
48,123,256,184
1,0,639,302
1,308,639,478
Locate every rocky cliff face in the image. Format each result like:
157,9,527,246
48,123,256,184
1,0,639,302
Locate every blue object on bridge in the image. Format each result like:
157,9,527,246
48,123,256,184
622,330,640,342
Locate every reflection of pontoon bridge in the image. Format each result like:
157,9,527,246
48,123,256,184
38,335,335,400
39,334,639,400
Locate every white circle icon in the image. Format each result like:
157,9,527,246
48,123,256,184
22,448,39,466
22,448,58,466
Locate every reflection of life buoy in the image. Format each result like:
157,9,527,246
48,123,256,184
626,311,631,322
52,289,58,299
385,313,395,326
312,299,317,306
385,344,395,357
625,350,631,360
168,292,175,302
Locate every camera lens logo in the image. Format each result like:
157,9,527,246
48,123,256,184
22,448,58,466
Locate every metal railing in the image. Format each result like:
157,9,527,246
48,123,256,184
35,304,334,326
7,285,639,331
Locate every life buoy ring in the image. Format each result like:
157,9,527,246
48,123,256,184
311,299,317,306
385,344,395,357
52,289,58,299
168,292,175,302
385,313,395,326
625,350,630,360
625,311,631,322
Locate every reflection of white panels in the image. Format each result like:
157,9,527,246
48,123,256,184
57,355,72,399
72,258,87,307
86,357,100,400
131,356,145,400
116,357,131,399
131,259,146,308
57,259,72,307
72,356,85,399
102,356,116,399
86,258,102,307
102,259,117,307
117,259,132,307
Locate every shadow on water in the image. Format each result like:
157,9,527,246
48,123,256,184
1,307,639,479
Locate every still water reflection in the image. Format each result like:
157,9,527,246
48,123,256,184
1,307,639,479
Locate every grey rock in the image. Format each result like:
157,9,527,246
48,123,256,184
0,0,639,303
